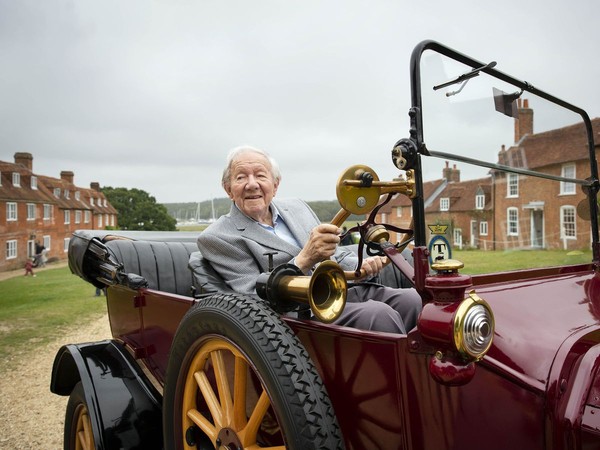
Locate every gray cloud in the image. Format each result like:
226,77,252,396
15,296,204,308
1,0,599,202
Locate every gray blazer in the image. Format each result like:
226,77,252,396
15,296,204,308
197,198,358,294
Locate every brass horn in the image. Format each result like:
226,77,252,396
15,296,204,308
256,260,347,323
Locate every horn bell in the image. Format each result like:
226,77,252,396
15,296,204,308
257,260,347,323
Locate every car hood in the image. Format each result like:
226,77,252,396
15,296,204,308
478,269,600,390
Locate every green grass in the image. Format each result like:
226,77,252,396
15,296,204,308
0,266,106,365
453,248,592,274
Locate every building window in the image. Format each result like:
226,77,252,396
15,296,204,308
64,210,71,224
43,235,51,250
6,240,17,259
31,176,37,190
75,191,80,201
103,199,107,207
560,164,576,195
480,221,488,236
54,188,60,198
75,210,82,224
111,215,115,227
396,206,402,217
7,202,17,221
27,203,36,220
440,198,450,211
507,207,519,236
507,173,519,197
560,206,576,239
12,172,20,187
98,214,103,228
64,238,70,252
90,197,95,206
475,194,485,210
84,210,91,223
64,190,70,199
43,204,53,220
453,228,463,248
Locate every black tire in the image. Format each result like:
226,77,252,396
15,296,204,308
162,293,344,450
64,381,96,450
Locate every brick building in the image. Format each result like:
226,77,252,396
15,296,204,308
377,101,600,252
0,152,118,272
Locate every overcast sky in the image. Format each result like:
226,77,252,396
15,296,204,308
1,0,599,204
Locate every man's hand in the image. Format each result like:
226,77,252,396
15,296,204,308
295,224,341,273
357,256,388,280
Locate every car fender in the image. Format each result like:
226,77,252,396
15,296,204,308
50,339,163,450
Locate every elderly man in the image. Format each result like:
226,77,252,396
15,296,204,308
197,145,422,333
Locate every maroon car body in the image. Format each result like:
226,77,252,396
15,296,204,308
51,41,600,450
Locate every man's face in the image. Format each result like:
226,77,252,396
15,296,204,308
226,151,279,223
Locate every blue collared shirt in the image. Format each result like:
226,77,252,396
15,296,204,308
257,204,301,248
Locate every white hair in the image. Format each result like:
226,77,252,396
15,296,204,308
221,145,281,191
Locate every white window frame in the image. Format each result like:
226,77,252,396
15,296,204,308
507,173,519,198
6,240,17,259
64,209,71,224
98,214,103,228
31,176,37,190
111,215,115,227
560,164,576,195
75,191,80,201
75,210,82,224
560,205,576,239
27,203,36,220
64,238,70,252
453,228,463,248
475,194,485,210
480,221,488,236
440,198,450,211
90,197,95,206
84,210,91,223
12,172,20,187
507,207,519,236
43,235,51,251
7,202,17,221
43,204,53,220
54,188,60,198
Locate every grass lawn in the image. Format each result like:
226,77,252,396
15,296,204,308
0,266,106,364
453,248,592,274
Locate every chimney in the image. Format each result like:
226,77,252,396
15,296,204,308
90,182,100,192
514,98,533,143
442,161,452,181
14,152,33,171
60,171,74,184
450,164,461,183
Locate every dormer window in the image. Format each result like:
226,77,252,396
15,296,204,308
54,188,61,198
90,197,95,206
31,176,37,190
103,199,107,207
440,197,450,211
64,190,70,199
75,191,80,201
12,172,20,187
475,191,485,210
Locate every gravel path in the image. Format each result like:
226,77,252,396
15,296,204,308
0,313,111,449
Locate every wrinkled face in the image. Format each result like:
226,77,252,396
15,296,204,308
226,151,279,223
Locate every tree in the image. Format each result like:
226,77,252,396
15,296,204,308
102,187,177,231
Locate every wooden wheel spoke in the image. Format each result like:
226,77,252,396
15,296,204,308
211,349,234,425
240,389,272,446
232,354,248,429
194,370,223,427
187,409,218,443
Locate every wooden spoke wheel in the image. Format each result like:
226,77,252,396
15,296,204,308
64,382,96,450
163,293,344,450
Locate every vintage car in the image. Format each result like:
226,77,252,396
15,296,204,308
51,41,600,449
